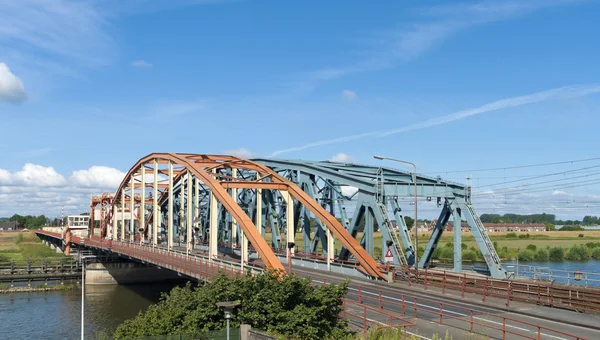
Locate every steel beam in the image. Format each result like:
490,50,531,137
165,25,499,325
130,175,135,243
140,165,145,244
153,160,158,246
168,161,174,249
186,171,193,253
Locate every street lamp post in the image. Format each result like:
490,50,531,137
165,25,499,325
216,301,241,340
373,155,418,271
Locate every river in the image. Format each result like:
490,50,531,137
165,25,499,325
0,282,180,339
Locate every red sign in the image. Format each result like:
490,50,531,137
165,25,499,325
385,248,393,262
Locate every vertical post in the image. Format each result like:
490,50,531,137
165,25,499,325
187,171,193,254
81,261,85,340
120,190,125,241
140,165,145,244
130,175,135,243
168,161,174,249
209,168,218,260
112,204,117,240
326,227,332,271
283,191,295,257
256,189,262,232
153,159,158,246
195,177,199,245
452,204,462,272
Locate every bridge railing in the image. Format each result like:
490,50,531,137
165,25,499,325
395,266,600,314
318,274,589,340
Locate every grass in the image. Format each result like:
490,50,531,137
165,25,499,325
266,229,600,262
0,231,67,264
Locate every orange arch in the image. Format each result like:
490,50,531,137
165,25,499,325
110,153,385,279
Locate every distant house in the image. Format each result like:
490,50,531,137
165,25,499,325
0,221,18,230
483,223,546,232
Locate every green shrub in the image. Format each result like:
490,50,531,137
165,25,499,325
526,244,537,251
462,250,477,262
592,248,600,259
518,249,535,262
114,272,349,339
549,247,564,261
439,247,454,261
431,247,441,260
566,245,590,261
534,248,549,262
586,242,600,249
506,232,517,238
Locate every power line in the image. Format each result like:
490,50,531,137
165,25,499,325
425,156,600,174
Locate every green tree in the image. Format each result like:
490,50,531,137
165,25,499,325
592,248,600,259
462,250,477,262
548,247,564,261
114,271,349,339
526,244,537,252
404,216,414,229
566,245,590,261
534,248,549,262
518,249,534,262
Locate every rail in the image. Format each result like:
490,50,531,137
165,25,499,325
394,266,600,313
319,275,589,340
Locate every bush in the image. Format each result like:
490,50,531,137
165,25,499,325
506,232,517,238
518,234,530,239
439,247,454,262
526,244,537,252
566,245,590,261
586,242,600,249
534,248,549,262
114,272,349,339
518,249,535,262
462,250,477,262
592,248,600,259
549,247,564,261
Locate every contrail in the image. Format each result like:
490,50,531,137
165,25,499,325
269,84,600,157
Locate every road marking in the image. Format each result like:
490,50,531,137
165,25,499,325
316,282,569,340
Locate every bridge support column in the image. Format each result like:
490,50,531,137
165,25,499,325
209,169,218,261
282,191,295,257
194,177,199,246
130,174,135,243
120,190,125,241
255,188,262,232
168,161,174,249
140,165,146,244
187,171,193,254
452,200,462,273
153,160,158,246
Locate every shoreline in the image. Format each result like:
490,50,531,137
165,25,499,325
0,285,76,294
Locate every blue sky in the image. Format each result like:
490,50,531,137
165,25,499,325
1,0,600,219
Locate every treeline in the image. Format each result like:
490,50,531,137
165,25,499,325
0,214,58,229
480,213,600,226
480,213,556,224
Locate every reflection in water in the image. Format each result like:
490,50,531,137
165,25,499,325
0,282,183,340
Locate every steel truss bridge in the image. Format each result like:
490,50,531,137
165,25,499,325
87,153,506,279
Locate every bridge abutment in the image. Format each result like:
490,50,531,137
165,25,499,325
84,262,182,285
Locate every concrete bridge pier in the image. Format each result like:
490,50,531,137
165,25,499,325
84,262,182,285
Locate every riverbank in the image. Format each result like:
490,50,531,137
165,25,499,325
0,284,76,294
0,231,67,265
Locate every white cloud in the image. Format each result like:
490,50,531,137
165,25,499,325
70,166,125,188
0,163,126,217
341,186,359,198
0,1,113,68
223,148,256,159
0,164,66,187
297,0,582,89
131,60,153,68
270,84,600,157
341,90,357,101
0,62,27,103
329,153,357,163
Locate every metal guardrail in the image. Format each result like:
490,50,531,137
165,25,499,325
393,267,600,314
318,275,589,340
